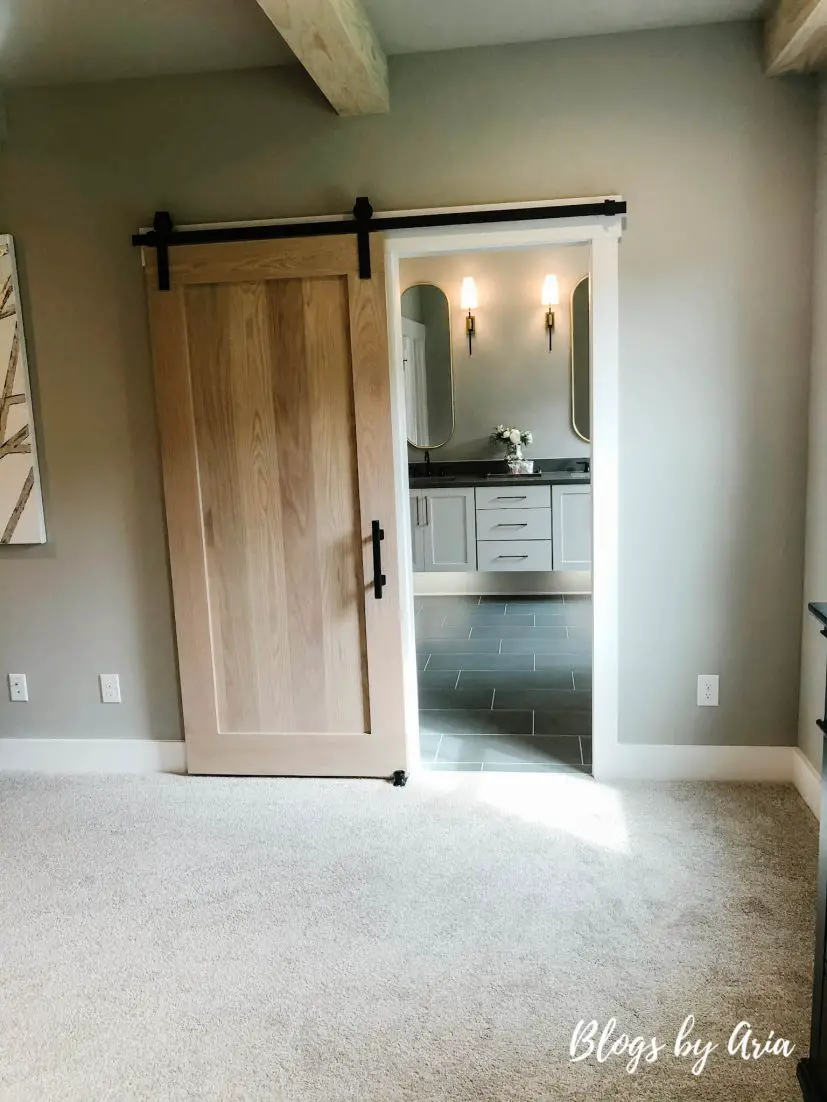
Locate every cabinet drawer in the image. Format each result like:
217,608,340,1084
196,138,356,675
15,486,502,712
477,540,553,572
475,485,551,511
475,508,551,542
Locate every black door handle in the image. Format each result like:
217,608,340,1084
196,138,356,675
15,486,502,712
372,521,386,599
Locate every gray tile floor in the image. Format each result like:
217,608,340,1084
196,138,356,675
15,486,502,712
415,594,592,774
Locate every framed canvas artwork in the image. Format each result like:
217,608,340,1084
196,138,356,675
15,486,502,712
0,235,45,544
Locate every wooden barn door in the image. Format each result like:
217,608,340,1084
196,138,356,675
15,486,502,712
144,235,407,776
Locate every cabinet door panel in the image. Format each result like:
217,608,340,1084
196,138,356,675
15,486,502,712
423,488,476,572
552,485,592,571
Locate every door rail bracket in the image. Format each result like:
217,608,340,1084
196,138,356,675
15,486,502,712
353,196,374,279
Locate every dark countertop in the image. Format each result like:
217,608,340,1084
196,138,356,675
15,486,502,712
810,603,827,629
410,473,590,490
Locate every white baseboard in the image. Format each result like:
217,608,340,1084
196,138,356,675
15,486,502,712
595,744,797,784
414,571,591,597
0,738,187,774
0,740,818,815
596,744,818,818
792,747,821,820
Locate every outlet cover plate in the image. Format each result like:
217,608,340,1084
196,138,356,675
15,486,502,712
99,674,121,704
697,674,719,707
8,674,28,702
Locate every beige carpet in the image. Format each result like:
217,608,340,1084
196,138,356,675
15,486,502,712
0,773,817,1101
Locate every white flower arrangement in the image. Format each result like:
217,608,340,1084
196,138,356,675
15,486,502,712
490,425,533,448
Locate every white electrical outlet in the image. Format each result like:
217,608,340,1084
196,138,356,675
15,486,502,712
697,674,719,707
99,674,121,704
8,674,28,702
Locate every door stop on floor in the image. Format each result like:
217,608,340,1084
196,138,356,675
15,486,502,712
391,771,409,787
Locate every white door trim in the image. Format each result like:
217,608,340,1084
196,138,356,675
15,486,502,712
385,213,812,787
384,211,624,780
793,747,821,819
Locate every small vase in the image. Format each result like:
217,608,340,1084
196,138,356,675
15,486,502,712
505,443,533,476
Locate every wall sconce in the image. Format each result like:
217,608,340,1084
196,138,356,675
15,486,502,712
460,277,478,355
541,274,560,352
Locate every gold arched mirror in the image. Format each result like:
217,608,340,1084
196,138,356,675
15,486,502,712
571,275,591,443
401,283,455,450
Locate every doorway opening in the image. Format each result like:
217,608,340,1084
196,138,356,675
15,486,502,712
404,245,592,773
384,210,622,781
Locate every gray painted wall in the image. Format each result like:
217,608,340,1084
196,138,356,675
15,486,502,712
0,23,816,748
800,77,827,771
401,247,590,462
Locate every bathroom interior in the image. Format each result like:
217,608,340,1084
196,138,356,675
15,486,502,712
404,244,593,774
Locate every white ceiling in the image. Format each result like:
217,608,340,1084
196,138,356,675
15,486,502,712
0,0,294,85
0,0,769,86
363,0,768,56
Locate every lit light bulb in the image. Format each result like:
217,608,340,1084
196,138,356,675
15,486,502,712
541,274,560,307
542,275,559,352
460,277,478,310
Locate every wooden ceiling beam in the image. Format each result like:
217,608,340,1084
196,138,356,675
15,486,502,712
253,0,389,115
767,0,827,76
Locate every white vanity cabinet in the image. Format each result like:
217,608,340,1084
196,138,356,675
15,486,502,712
410,481,592,573
552,484,592,570
410,488,477,572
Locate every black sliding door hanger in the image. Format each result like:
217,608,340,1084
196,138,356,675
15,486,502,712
133,196,627,291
